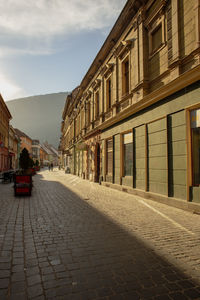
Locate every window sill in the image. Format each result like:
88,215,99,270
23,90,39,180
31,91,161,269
119,92,132,103
149,42,166,59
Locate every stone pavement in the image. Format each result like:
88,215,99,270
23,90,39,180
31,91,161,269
0,168,200,300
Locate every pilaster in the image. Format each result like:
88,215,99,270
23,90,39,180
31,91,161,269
137,10,149,93
194,0,200,49
170,0,180,79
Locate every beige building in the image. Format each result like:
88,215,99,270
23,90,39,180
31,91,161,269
14,128,33,156
8,126,20,169
60,0,200,209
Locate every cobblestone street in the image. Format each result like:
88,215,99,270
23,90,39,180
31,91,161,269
0,168,200,300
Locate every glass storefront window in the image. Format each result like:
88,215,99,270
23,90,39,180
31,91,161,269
106,138,113,175
123,132,133,176
190,109,200,186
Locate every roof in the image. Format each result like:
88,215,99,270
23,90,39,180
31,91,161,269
14,128,32,141
49,146,59,156
77,0,145,94
41,142,59,156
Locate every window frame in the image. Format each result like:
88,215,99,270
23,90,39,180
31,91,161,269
95,90,100,119
121,130,133,178
187,105,200,185
148,15,166,57
86,100,91,127
122,56,130,96
106,137,113,176
186,103,200,200
106,77,112,111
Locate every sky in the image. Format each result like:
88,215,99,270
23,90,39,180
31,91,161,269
0,0,127,101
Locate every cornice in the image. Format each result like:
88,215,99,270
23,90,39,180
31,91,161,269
98,65,200,131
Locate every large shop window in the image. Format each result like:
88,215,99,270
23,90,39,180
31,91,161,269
191,109,200,186
123,132,133,176
106,138,113,175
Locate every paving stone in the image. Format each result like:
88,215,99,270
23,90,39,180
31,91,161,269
10,293,27,300
0,169,200,299
27,284,43,298
169,292,189,300
11,271,26,282
10,281,26,293
27,274,42,286
0,270,10,278
0,289,7,298
183,288,200,298
0,278,9,288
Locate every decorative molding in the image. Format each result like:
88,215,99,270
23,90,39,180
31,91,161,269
144,0,167,28
99,65,200,131
92,79,101,90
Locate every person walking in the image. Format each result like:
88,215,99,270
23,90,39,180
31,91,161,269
51,162,53,171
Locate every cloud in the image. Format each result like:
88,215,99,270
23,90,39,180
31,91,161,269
0,46,54,58
0,0,126,56
0,73,26,101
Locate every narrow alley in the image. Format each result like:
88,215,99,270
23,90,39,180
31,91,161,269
0,169,200,300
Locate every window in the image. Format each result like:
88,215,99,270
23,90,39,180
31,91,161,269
95,91,99,118
148,16,165,55
77,116,79,135
122,58,129,95
123,132,133,176
106,138,113,175
81,109,84,129
74,119,77,137
79,115,81,133
106,78,112,111
190,109,200,186
87,101,90,126
152,25,162,52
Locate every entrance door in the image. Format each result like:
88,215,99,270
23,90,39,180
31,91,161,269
87,147,90,180
96,143,100,182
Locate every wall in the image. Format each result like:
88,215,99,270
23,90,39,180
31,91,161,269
101,81,200,203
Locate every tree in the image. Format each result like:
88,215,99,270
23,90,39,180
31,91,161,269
19,148,30,171
19,148,34,173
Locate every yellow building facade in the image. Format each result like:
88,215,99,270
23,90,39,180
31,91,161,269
9,125,20,169
60,0,200,209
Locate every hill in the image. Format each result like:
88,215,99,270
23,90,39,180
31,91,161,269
7,92,68,148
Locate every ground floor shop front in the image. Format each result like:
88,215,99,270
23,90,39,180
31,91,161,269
67,133,102,183
66,81,200,209
0,146,9,172
100,81,200,205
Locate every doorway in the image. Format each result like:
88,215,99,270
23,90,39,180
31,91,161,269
95,143,100,182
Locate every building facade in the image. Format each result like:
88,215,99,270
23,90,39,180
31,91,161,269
32,140,41,164
15,128,33,156
0,94,12,172
39,146,49,167
41,142,59,166
8,126,20,169
60,0,200,207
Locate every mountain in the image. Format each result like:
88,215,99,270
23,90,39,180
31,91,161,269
7,92,68,148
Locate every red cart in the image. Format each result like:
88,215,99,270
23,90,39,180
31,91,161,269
14,175,32,196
